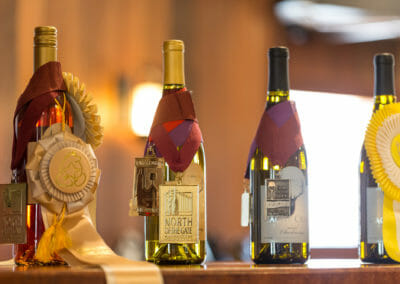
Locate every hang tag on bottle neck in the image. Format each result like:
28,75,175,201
0,183,27,244
241,179,250,227
130,145,164,217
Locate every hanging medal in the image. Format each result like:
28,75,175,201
131,145,164,216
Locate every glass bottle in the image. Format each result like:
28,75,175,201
12,26,73,265
145,40,206,264
250,47,309,264
359,53,397,263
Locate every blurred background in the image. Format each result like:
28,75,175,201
1,0,400,261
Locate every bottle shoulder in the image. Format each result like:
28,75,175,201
251,146,307,172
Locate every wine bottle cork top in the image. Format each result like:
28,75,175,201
375,53,394,65
163,40,184,52
269,47,289,58
34,26,57,47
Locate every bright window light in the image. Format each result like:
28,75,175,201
130,82,162,137
291,90,372,248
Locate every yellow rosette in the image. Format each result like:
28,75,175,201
365,102,400,261
62,72,104,149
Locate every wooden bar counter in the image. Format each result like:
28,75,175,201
1,259,400,283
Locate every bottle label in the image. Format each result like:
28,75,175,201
366,186,384,243
159,185,199,244
0,183,27,244
260,166,308,243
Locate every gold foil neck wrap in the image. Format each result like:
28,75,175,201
163,40,185,85
34,26,57,72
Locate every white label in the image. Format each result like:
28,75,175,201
261,167,309,243
366,186,384,243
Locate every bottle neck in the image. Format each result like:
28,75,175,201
163,49,185,91
373,94,396,112
34,45,57,72
266,90,290,109
266,55,289,109
373,62,396,112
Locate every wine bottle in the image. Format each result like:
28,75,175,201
249,47,309,264
360,53,397,263
144,40,206,264
12,26,73,265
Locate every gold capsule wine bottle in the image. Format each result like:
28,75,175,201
359,53,397,263
145,40,206,264
12,26,73,265
250,47,309,264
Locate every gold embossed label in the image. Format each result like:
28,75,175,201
0,184,26,244
49,147,91,194
159,185,199,244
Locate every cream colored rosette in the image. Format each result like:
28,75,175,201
365,102,400,262
63,72,104,149
26,131,100,214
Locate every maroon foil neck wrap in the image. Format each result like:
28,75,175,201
245,101,303,178
149,89,202,172
11,61,67,170
151,89,197,128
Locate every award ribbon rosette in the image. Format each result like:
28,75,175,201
365,102,400,262
10,62,162,283
242,101,304,226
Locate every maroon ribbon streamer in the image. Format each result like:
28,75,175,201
11,61,66,170
245,101,303,178
148,89,202,172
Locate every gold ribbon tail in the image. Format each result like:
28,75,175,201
35,204,71,263
383,196,400,261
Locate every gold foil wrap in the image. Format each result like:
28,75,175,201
163,40,185,85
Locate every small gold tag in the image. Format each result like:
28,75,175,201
0,183,27,244
159,185,199,244
131,153,164,216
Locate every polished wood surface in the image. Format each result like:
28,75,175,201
1,260,400,284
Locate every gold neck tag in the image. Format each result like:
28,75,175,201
159,184,199,244
0,183,27,244
131,146,164,217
